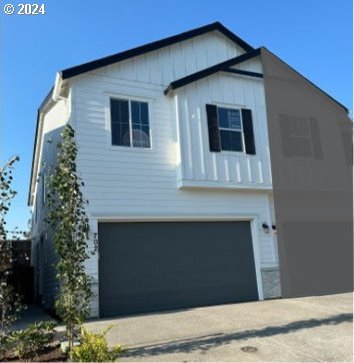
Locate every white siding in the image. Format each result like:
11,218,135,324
31,96,71,308
175,68,272,189
232,57,263,73
93,31,245,86
267,192,279,265
71,77,277,273
33,31,279,316
32,98,70,238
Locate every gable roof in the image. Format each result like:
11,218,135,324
164,46,348,113
28,22,253,206
29,24,349,206
60,22,254,80
164,48,262,94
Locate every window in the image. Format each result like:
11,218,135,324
110,98,150,148
279,114,323,159
217,107,244,152
206,105,255,154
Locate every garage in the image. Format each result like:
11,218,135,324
98,221,259,317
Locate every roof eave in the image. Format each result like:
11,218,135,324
164,48,262,95
60,22,254,80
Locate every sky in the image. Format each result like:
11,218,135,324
1,0,352,233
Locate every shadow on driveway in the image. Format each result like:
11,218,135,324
122,313,353,358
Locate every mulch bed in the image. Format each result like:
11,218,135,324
1,344,67,362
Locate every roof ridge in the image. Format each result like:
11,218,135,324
60,22,254,80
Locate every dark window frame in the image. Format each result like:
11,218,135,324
110,97,151,149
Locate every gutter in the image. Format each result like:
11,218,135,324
27,84,56,206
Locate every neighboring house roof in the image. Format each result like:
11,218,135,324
260,47,349,113
164,48,262,95
60,22,254,80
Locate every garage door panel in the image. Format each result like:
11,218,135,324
103,284,257,317
99,221,258,317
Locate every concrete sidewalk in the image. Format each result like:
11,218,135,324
85,292,353,362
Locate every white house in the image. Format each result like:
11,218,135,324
30,21,333,318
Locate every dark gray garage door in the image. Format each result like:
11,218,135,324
99,221,258,317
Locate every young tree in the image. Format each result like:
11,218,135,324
0,156,25,349
46,125,92,358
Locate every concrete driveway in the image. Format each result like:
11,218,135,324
85,293,353,362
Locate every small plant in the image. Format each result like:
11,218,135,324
72,325,123,362
8,321,57,359
0,156,26,359
0,334,11,360
46,124,93,359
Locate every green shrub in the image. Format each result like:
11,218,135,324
72,325,123,362
0,334,11,360
8,321,57,359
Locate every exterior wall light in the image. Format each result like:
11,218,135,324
262,222,270,233
272,225,277,234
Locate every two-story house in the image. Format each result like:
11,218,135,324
29,22,350,318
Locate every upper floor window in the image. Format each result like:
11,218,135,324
110,98,151,148
206,104,256,155
217,107,244,152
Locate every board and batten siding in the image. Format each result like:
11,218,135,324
175,68,272,189
231,58,263,73
89,31,245,86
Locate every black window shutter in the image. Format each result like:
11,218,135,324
206,104,221,152
242,109,256,155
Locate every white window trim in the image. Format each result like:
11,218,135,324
104,93,154,152
111,97,151,149
102,92,156,153
217,105,246,154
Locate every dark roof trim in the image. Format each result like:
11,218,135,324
28,111,40,206
261,47,348,113
223,68,263,78
164,47,348,113
28,87,54,206
60,22,254,80
164,48,261,94
39,86,54,110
